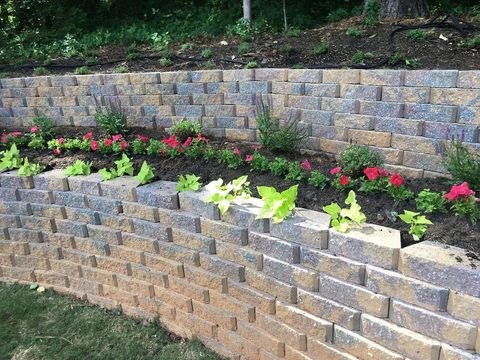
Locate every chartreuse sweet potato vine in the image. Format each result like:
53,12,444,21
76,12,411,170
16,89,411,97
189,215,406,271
0,144,21,171
135,161,155,185
18,158,44,177
399,210,432,241
64,160,92,176
205,176,251,215
99,154,134,181
323,191,366,232
177,174,202,192
256,185,298,223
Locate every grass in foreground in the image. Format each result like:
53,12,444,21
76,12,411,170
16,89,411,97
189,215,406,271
0,282,222,360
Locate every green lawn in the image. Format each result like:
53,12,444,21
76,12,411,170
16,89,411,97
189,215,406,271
0,282,222,360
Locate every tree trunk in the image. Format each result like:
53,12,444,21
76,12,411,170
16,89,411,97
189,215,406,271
283,0,288,32
243,0,251,23
371,0,429,19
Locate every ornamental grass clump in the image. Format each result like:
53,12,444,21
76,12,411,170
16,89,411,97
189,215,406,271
94,96,128,136
443,138,480,192
255,95,308,153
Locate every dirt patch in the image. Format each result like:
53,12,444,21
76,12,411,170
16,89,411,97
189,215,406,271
10,126,479,255
1,16,479,77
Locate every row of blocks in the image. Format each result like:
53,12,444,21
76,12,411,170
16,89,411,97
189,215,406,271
0,169,479,359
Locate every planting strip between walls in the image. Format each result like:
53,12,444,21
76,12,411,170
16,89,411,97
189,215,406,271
0,168,479,360
1,69,480,178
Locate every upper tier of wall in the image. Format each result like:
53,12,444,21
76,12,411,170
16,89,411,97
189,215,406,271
0,169,479,360
1,69,479,177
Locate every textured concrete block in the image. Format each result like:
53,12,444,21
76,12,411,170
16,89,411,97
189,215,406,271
319,273,389,317
348,129,391,147
341,84,381,100
99,176,139,202
67,173,103,196
390,299,477,350
329,224,401,269
244,267,296,304
288,95,321,110
55,219,88,238
249,232,299,264
86,195,122,214
263,256,318,291
439,344,480,360
448,291,480,326
300,110,333,125
200,253,245,282
236,320,284,356
366,265,449,311
322,98,359,113
375,117,424,136
200,218,247,246
399,241,480,297
334,326,404,360
297,288,361,331
0,171,34,189
178,189,219,220
239,81,271,94
29,202,65,221
424,122,478,142
257,312,307,351
457,71,480,88
334,113,375,130
360,69,404,86
270,209,330,250
272,82,305,95
136,181,179,209
132,219,170,242
255,69,287,81
405,70,458,88
215,240,262,271
323,70,360,84
18,189,53,204
287,69,322,83
403,151,445,173
223,69,254,82
458,106,480,125
20,215,56,232
430,88,480,107
391,134,442,155
360,100,405,117
75,237,110,256
361,313,441,360
405,103,457,122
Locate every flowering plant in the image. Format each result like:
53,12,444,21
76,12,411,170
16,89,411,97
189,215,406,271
387,173,414,202
329,167,354,191
246,151,270,172
444,182,479,224
359,167,389,193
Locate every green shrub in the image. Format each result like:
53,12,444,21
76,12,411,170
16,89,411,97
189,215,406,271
31,116,55,139
217,149,244,169
415,189,447,214
312,43,329,55
159,57,173,66
245,61,258,69
204,60,215,69
181,43,195,51
308,170,328,189
33,66,48,76
363,0,379,27
286,27,301,37
407,29,427,42
444,139,480,191
285,161,308,182
238,42,251,54
256,96,308,153
94,97,128,136
269,157,290,177
201,49,213,59
339,144,384,178
351,51,374,64
74,66,92,75
169,119,202,142
113,65,129,73
279,44,293,54
345,27,364,37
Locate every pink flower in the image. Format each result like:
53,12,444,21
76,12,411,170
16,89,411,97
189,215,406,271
30,126,39,133
251,144,262,151
379,169,389,177
182,137,193,148
329,166,341,175
90,140,99,151
1,133,7,143
364,167,380,181
444,182,476,202
52,148,61,155
301,159,311,171
233,148,241,155
196,133,208,142
339,175,349,186
112,134,123,142
389,173,404,187
83,132,93,140
161,135,180,148
104,139,113,147
9,132,22,137
137,135,149,143
120,140,128,151
245,155,254,163
58,137,65,145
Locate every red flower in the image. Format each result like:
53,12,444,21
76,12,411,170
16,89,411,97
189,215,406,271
120,140,128,151
104,139,113,147
182,137,193,148
162,135,180,148
339,175,349,186
329,166,341,175
245,155,254,163
137,135,149,143
30,126,39,133
112,134,123,142
233,148,241,155
90,140,99,151
196,133,208,142
9,132,22,137
444,182,476,202
83,132,93,140
379,169,389,177
52,148,61,155
58,137,65,145
301,159,312,171
1,133,7,143
364,167,380,181
389,173,404,187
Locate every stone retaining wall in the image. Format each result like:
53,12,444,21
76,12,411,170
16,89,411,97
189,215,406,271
1,69,480,177
0,169,479,360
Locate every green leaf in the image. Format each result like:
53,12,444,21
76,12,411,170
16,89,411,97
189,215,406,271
135,161,155,185
99,168,116,181
64,160,91,176
323,203,341,219
345,190,356,205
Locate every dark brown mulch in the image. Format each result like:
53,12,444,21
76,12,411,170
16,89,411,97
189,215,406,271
1,16,479,78
7,126,478,256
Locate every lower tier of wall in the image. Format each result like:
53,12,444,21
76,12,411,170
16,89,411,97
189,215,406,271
0,169,479,360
